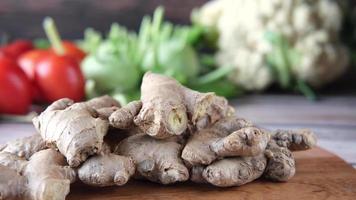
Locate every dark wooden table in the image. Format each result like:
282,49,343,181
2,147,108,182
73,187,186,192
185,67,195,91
1,95,356,167
67,147,356,200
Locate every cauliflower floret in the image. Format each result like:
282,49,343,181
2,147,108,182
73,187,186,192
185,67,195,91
294,31,349,87
195,0,226,28
196,0,348,91
216,48,273,90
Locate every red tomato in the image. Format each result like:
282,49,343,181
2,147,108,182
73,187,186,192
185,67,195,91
0,47,12,59
3,40,34,59
18,49,49,81
0,57,32,114
18,50,49,102
35,54,85,102
49,41,86,63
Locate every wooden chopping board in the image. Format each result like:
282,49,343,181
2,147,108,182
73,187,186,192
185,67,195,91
68,147,356,200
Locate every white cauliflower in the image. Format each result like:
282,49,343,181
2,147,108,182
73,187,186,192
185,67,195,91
196,0,349,90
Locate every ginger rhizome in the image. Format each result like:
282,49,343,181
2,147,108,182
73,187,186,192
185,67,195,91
0,134,48,173
32,96,116,167
109,100,142,129
187,128,316,186
89,95,121,119
1,72,318,199
272,129,317,151
181,117,268,166
0,164,27,200
134,72,189,139
24,149,76,200
0,134,46,159
203,155,267,187
134,72,231,139
115,133,189,184
78,142,135,187
264,140,296,182
0,149,76,200
0,152,27,173
264,129,317,182
183,88,231,130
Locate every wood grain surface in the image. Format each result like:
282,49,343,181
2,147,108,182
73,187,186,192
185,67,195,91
67,147,356,200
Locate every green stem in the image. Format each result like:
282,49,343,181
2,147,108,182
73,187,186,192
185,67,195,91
151,7,164,69
43,17,65,55
200,54,216,69
152,6,164,41
195,66,234,85
296,80,317,101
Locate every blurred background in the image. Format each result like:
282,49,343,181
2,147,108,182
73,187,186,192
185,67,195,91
0,0,355,167
1,0,355,100
0,0,207,38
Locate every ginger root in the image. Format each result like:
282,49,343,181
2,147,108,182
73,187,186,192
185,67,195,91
0,149,76,200
0,134,48,173
203,155,267,187
0,134,46,159
33,97,110,167
264,140,296,182
189,154,267,187
134,72,189,139
84,95,121,110
96,106,120,120
263,129,317,182
85,95,121,119
23,149,76,200
78,142,135,187
183,88,231,130
0,165,27,200
134,72,231,139
109,100,142,129
272,129,317,151
115,133,189,184
0,152,27,173
182,117,268,166
210,127,270,157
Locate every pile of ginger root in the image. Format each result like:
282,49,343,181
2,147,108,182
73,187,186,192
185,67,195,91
0,72,317,200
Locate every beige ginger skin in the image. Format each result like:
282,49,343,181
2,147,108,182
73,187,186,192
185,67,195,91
23,149,76,200
203,154,267,187
263,129,317,182
134,72,189,139
182,117,269,166
264,140,296,182
0,152,27,173
0,165,27,200
0,134,46,160
32,97,114,167
134,72,232,139
187,128,316,186
272,129,317,151
78,142,136,187
0,133,48,173
84,95,120,110
0,149,76,200
183,88,230,130
115,133,189,184
110,100,142,129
